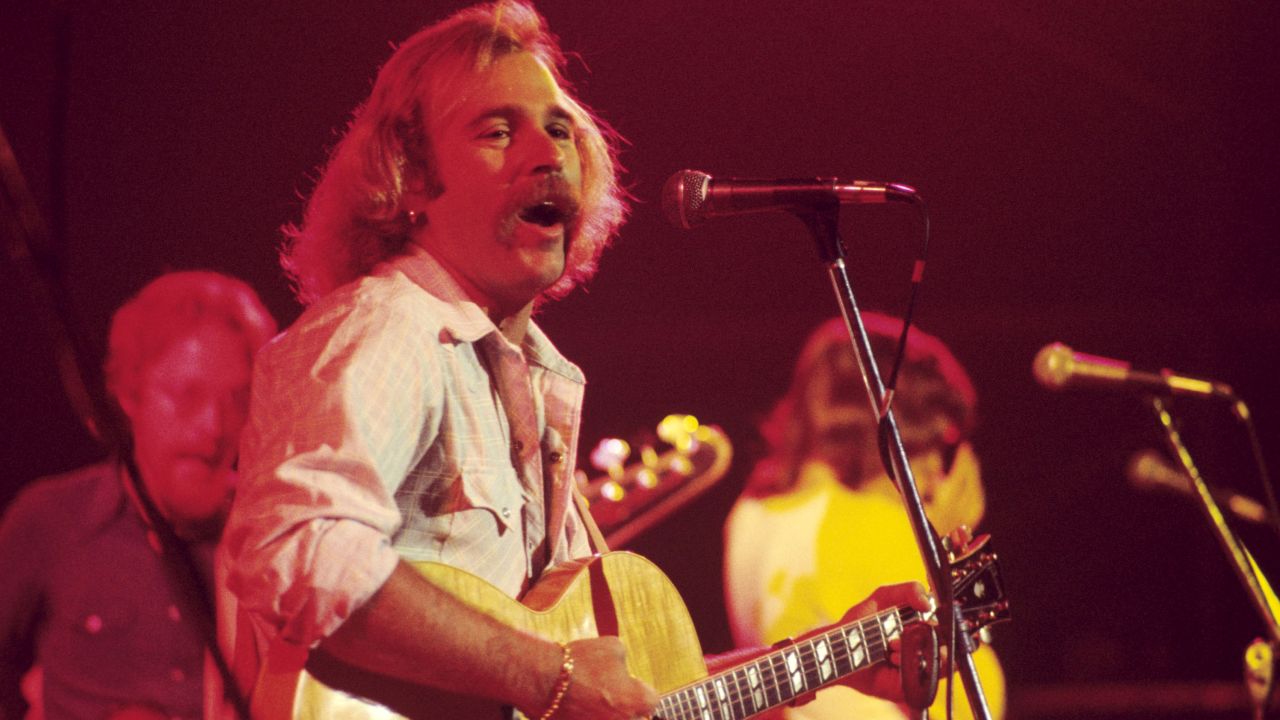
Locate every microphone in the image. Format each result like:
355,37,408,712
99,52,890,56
661,169,920,229
1127,449,1268,525
1032,342,1235,400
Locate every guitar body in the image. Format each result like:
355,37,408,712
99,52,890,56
251,539,1008,720
252,552,707,719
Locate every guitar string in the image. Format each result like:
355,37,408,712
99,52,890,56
667,612,891,720
658,606,913,720
651,604,923,720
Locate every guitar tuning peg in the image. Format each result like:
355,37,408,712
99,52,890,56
636,444,660,489
590,438,630,479
943,525,978,563
657,414,700,453
667,455,693,475
635,468,658,489
599,479,626,502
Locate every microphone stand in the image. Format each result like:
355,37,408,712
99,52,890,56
795,201,995,720
1149,396,1280,718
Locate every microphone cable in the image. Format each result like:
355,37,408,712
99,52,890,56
880,200,931,417
867,198,965,720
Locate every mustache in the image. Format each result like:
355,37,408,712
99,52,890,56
507,175,581,223
494,175,582,249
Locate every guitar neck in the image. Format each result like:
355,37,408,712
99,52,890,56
655,605,919,720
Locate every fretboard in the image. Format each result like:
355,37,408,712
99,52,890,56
654,605,918,720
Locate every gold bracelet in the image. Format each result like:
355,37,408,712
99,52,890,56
538,641,575,720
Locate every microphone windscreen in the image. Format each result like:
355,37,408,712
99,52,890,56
1032,342,1073,390
1126,449,1187,492
661,169,710,229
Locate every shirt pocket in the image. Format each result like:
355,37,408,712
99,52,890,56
399,460,522,554
49,584,145,682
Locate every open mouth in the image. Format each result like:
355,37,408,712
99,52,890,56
518,201,570,228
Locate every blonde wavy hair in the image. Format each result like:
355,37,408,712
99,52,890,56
281,0,627,305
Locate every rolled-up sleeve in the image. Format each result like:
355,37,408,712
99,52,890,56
222,285,439,648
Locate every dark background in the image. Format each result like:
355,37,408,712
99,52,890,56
3,2,1278,717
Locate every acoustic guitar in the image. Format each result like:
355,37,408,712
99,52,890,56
251,538,1007,719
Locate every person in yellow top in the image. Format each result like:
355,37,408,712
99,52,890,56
724,312,1005,720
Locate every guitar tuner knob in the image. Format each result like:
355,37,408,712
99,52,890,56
590,438,631,479
599,480,625,502
668,455,693,475
640,444,661,470
657,414,700,452
635,468,659,489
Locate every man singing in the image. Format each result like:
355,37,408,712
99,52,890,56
221,3,929,719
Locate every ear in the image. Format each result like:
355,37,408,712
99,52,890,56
402,134,443,204
401,174,432,225
404,168,429,196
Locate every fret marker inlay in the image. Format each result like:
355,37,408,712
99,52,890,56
747,666,764,708
847,625,867,667
816,639,833,680
785,649,804,693
882,611,901,640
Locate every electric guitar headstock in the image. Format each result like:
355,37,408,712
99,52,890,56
946,533,1011,644
578,414,733,548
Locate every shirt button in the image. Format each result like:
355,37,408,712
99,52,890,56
501,507,511,519
84,614,103,634
168,604,182,622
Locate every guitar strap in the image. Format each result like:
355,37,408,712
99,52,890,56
570,486,622,637
586,555,620,638
571,483,610,555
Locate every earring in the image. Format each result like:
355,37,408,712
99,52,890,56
407,209,425,227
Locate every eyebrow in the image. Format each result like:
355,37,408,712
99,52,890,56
464,104,575,130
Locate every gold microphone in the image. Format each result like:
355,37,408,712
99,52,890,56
1033,342,1235,400
1126,448,1267,525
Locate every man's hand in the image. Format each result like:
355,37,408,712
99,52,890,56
536,637,658,720
836,581,935,703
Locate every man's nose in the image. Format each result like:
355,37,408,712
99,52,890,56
188,398,229,451
526,129,565,174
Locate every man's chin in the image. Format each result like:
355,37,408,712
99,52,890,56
162,493,231,540
514,246,567,294
158,465,234,539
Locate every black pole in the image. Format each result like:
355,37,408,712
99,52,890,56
797,202,995,720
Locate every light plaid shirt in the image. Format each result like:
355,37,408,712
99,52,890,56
222,243,593,650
